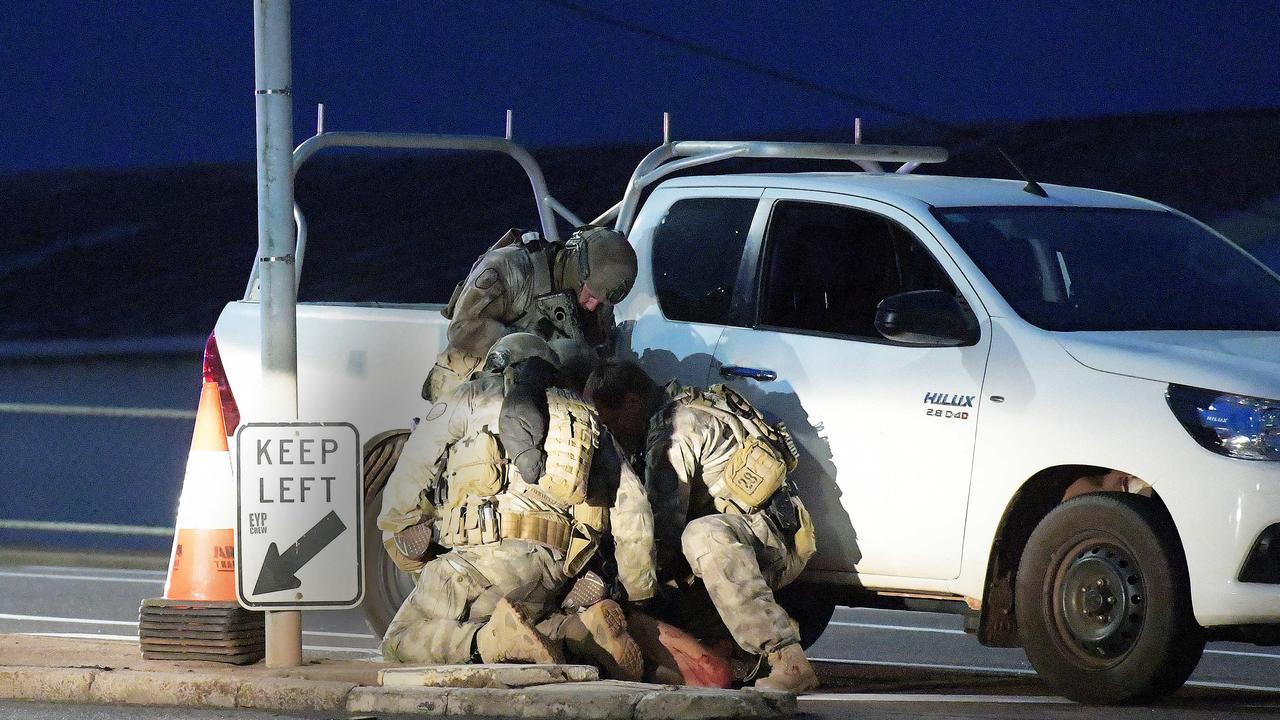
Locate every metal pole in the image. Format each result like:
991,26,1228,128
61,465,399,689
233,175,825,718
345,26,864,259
253,0,302,668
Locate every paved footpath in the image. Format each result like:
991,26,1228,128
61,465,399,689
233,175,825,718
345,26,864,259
0,634,794,719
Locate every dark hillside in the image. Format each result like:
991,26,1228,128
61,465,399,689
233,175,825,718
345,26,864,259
2,109,1278,343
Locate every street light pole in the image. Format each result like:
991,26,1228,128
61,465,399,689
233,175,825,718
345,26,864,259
252,0,302,668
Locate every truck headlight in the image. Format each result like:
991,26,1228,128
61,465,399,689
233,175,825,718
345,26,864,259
1166,384,1280,461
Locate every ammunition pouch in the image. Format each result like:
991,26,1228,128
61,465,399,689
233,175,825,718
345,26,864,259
499,509,573,552
539,389,600,505
438,496,503,548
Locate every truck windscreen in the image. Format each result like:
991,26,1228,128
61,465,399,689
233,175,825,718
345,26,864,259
933,206,1280,332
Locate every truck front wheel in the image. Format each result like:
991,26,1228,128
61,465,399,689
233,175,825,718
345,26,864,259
1015,493,1203,704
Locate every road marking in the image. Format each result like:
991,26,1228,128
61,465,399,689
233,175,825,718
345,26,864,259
0,613,137,627
803,693,1070,704
813,657,1280,694
0,570,164,585
828,619,1280,660
303,629,377,640
829,621,964,635
1206,648,1280,660
0,519,172,537
0,613,376,642
0,402,194,420
21,632,379,655
812,656,1036,675
19,565,166,576
21,632,144,642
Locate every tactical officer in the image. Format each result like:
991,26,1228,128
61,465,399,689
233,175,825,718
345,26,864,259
379,335,655,680
584,359,819,692
424,226,638,402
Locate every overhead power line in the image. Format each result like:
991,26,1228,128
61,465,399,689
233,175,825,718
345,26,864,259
533,0,961,133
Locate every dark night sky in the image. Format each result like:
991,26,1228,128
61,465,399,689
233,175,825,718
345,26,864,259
3,0,1278,174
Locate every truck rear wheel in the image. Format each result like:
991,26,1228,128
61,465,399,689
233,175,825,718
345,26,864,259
360,430,414,639
1015,493,1203,704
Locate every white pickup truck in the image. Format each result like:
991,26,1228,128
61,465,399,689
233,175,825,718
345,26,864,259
210,132,1280,704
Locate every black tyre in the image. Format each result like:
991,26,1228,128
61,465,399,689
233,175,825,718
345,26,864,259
1015,493,1204,704
359,430,415,639
776,584,837,649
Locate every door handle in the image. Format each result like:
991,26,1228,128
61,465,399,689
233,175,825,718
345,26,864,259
719,365,777,382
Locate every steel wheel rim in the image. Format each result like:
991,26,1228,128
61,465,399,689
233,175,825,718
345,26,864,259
1051,537,1145,667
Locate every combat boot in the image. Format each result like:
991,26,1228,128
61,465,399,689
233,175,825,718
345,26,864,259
476,597,565,665
754,643,819,692
560,600,644,681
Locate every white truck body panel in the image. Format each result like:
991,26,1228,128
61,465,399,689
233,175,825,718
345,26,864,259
614,173,1280,628
212,164,1280,632
215,302,441,444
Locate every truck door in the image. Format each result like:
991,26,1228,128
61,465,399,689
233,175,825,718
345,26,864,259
711,190,991,581
616,187,764,387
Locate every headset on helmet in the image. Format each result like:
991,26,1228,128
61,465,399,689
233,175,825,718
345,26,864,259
565,226,637,304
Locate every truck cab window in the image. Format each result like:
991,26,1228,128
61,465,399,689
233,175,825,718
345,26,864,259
651,197,757,325
760,201,957,338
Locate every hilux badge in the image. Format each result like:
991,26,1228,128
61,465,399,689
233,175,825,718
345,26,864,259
923,392,975,420
923,392,976,407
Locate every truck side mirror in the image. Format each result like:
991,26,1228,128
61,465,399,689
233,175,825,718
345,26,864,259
874,290,979,346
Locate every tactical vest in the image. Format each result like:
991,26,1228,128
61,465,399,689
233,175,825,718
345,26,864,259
673,384,801,515
436,387,604,575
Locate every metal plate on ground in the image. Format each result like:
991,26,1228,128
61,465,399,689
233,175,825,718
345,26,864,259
141,649,264,664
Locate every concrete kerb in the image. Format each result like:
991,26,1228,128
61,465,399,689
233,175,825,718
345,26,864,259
0,649,796,719
0,666,794,719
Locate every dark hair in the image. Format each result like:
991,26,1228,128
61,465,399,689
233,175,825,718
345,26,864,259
584,359,657,410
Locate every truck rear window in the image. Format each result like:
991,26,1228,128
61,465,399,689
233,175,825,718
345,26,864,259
651,197,757,325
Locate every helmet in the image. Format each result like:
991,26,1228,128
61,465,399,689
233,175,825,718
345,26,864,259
564,226,637,304
483,332,560,374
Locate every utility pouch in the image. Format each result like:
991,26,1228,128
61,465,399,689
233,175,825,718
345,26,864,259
562,503,606,576
443,432,506,501
763,487,800,535
792,499,817,564
718,436,787,511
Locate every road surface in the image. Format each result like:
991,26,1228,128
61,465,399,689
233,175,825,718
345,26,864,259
2,555,1280,718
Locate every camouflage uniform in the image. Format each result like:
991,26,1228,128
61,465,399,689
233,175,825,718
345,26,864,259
379,374,656,664
424,231,621,402
645,386,816,658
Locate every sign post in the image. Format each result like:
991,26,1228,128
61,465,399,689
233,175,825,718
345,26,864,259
236,423,364,614
252,0,300,666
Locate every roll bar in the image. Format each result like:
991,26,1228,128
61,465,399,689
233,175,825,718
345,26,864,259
244,131,575,300
596,140,949,234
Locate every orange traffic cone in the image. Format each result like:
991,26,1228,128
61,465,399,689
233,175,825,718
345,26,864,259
139,381,263,664
163,380,238,600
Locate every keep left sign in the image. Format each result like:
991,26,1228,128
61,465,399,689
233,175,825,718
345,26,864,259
235,422,363,610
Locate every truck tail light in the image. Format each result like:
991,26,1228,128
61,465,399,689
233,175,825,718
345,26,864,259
202,331,241,436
